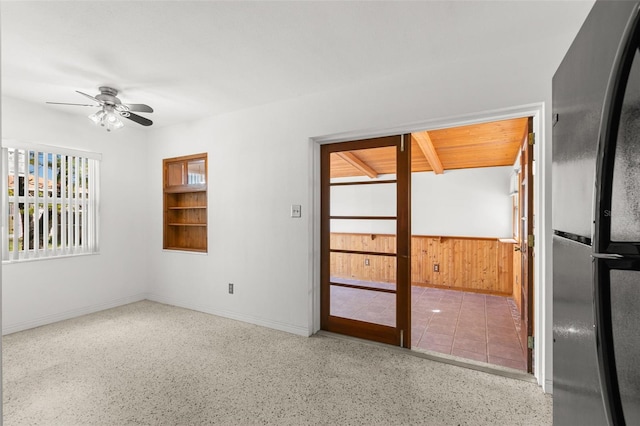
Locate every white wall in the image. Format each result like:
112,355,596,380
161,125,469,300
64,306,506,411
413,167,513,237
1,97,149,333
330,167,513,237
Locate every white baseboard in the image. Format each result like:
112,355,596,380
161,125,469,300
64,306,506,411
146,293,310,337
2,293,148,335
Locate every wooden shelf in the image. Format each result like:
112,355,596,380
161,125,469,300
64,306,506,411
163,153,208,252
163,185,207,194
164,246,207,253
168,206,207,210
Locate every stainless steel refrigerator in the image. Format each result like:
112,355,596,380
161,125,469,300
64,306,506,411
553,1,640,425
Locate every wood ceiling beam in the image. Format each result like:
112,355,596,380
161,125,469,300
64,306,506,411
336,152,379,179
412,132,444,174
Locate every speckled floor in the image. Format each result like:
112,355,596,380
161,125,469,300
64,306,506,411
3,301,551,425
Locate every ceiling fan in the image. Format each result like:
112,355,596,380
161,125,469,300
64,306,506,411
47,86,153,131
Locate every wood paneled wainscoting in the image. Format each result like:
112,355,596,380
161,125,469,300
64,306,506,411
330,233,515,296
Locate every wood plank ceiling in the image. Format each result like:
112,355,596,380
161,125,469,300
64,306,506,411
330,117,527,178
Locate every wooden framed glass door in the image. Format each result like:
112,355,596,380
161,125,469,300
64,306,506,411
320,135,411,347
519,119,534,373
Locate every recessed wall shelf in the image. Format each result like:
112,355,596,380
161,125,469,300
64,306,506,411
163,153,208,252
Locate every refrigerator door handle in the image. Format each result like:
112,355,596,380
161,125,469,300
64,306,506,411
592,253,625,259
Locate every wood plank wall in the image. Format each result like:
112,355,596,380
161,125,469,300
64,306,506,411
330,233,396,284
330,233,514,296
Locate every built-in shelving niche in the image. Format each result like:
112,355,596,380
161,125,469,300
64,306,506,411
163,153,207,252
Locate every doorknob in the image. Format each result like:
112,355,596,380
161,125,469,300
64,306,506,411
514,246,522,252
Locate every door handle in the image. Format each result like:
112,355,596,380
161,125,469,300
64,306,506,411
591,253,624,259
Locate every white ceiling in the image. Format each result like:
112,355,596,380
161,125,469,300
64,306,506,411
1,1,594,129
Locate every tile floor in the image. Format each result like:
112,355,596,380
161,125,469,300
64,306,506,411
330,282,527,371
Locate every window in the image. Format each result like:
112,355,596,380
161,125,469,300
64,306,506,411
2,141,100,261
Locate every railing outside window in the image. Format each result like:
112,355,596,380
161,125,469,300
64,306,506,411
2,142,100,262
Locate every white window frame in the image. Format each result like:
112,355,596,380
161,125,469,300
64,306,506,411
1,140,101,262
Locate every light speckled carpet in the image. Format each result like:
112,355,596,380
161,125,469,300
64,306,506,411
3,301,551,425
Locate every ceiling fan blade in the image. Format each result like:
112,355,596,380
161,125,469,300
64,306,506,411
76,90,103,105
123,112,153,126
46,102,98,107
124,103,154,113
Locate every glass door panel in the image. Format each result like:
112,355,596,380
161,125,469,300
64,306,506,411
187,159,206,185
330,285,396,327
321,136,410,347
330,218,397,235
330,181,397,217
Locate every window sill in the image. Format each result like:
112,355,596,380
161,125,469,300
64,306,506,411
2,251,99,265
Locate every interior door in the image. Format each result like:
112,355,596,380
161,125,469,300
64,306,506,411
519,118,534,373
320,135,411,347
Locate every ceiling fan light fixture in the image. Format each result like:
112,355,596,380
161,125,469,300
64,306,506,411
88,109,106,125
88,107,124,132
105,112,124,132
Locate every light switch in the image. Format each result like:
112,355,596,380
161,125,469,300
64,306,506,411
291,204,302,218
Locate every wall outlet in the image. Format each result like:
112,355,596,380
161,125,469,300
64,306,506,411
291,204,302,218
365,258,370,266
433,263,440,272
228,283,234,294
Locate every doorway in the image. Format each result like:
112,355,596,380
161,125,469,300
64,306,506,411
317,114,537,374
410,117,534,373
